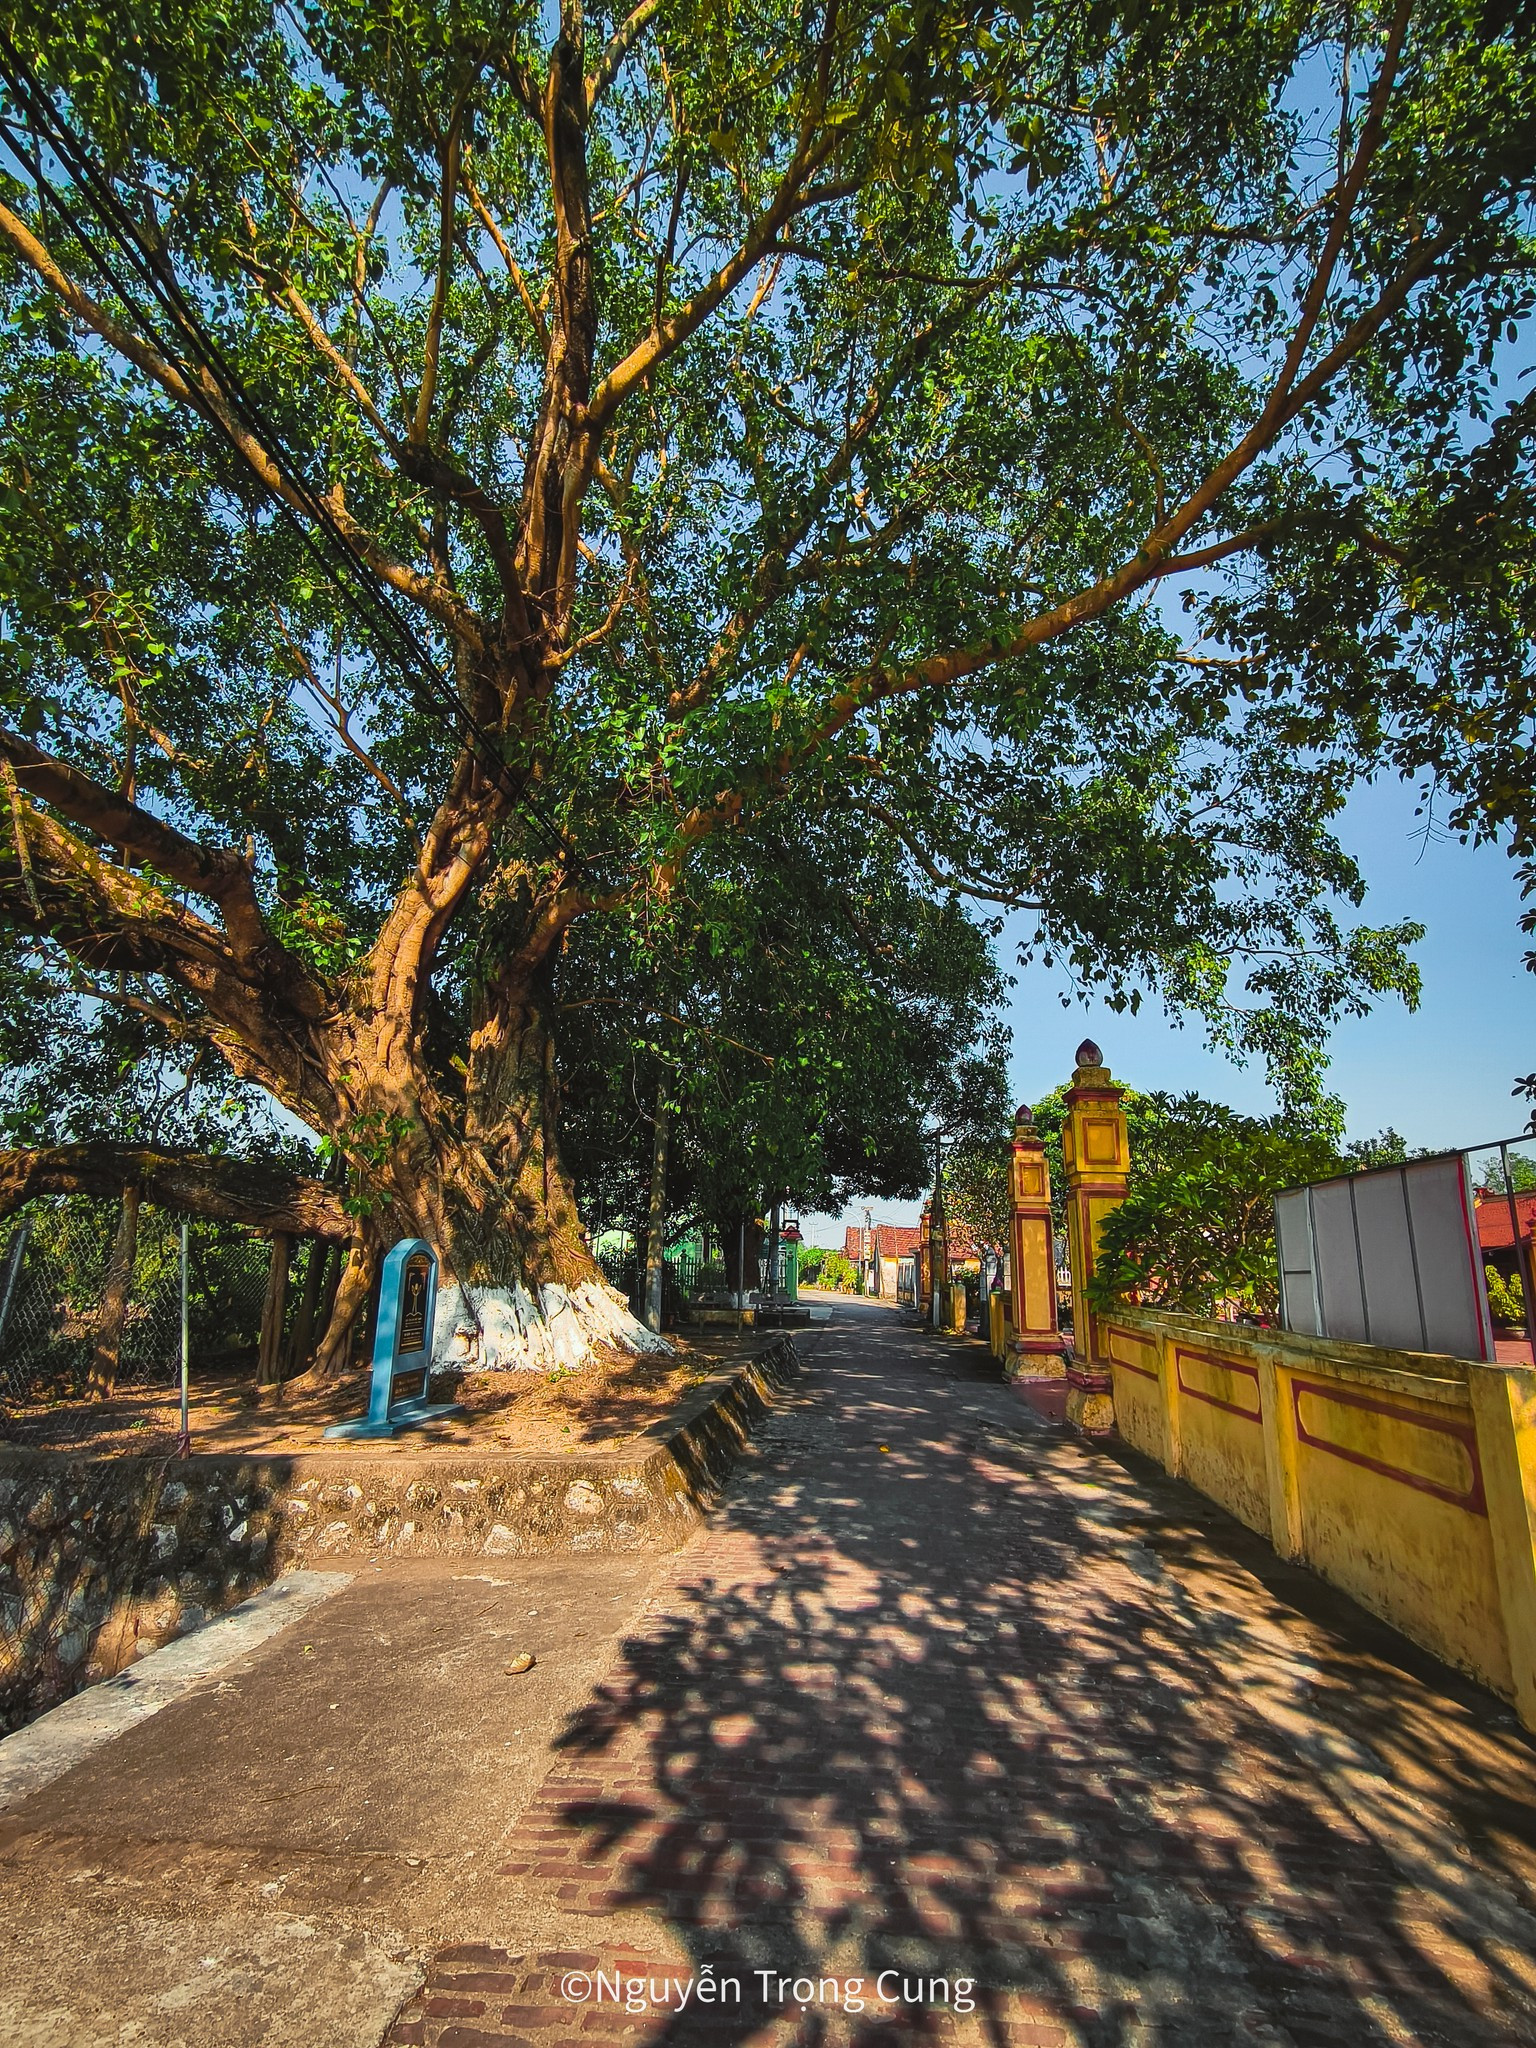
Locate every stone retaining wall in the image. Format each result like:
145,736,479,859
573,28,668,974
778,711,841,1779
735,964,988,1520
0,1336,800,1733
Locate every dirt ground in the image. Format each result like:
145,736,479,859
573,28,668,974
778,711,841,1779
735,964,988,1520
0,1326,753,1461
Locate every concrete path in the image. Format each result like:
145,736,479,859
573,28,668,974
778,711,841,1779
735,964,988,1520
4,1301,1536,2048
387,1300,1536,2048
0,1547,678,2045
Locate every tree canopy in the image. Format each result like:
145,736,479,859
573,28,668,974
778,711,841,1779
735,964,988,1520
1087,1089,1346,1317
0,0,1531,1363
557,815,1009,1245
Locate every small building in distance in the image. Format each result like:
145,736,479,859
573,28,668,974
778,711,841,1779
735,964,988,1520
1474,1184,1535,1307
844,1220,982,1301
844,1221,926,1297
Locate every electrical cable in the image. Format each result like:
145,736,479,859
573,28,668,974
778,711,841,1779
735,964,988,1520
0,41,572,862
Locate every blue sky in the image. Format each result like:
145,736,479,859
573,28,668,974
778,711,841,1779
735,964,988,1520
802,776,1536,1245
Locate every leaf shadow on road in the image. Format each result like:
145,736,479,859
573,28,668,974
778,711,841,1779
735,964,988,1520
526,1320,1536,2048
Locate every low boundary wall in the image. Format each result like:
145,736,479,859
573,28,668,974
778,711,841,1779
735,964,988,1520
0,1336,801,1732
1103,1308,1536,1730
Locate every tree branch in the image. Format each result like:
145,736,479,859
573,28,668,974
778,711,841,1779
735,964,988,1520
0,726,271,952
1270,0,1413,414
0,198,480,646
584,131,840,434
463,166,551,352
411,96,468,448
0,1144,349,1240
848,795,1044,911
587,0,663,113
267,610,424,848
643,201,1460,880
667,251,1029,718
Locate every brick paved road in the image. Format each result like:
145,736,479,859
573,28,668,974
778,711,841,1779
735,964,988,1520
386,1301,1536,2048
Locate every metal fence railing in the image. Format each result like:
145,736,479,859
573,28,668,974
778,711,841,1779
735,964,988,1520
0,1198,277,1404
592,1244,732,1319
1467,1137,1536,1366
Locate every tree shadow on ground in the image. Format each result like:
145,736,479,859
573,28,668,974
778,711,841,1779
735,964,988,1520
530,1316,1536,2048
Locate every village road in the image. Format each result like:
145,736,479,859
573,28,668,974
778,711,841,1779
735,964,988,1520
388,1297,1536,2048
4,1300,1536,2048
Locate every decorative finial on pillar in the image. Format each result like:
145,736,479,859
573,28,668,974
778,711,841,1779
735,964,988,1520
1075,1038,1102,1069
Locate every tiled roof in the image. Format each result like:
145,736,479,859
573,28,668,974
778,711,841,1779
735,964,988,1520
842,1220,984,1261
1476,1190,1536,1249
874,1223,924,1259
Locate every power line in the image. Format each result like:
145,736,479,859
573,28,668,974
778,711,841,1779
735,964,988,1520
0,40,572,863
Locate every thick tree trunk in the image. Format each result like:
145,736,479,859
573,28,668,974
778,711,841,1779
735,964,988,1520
643,1091,669,1334
256,1232,292,1387
717,1211,759,1303
89,1184,141,1398
308,1239,376,1380
285,1237,328,1377
295,977,665,1379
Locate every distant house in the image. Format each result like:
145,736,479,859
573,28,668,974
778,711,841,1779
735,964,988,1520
844,1222,926,1297
844,1220,981,1298
1475,1186,1536,1298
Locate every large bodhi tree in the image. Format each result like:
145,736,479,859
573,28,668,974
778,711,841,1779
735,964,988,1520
0,0,1531,1367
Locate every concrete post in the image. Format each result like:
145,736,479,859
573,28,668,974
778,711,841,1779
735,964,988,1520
1062,1040,1129,1435
1468,1362,1536,1731
1006,1107,1068,1386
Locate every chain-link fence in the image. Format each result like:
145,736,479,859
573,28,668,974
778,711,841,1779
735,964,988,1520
595,1242,641,1314
0,1197,278,1404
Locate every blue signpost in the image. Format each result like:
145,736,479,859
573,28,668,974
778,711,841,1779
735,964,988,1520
324,1238,463,1440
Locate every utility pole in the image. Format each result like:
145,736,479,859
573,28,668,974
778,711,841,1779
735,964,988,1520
928,1130,947,1329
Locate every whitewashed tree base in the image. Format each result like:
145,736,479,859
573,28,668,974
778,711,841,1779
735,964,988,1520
431,1279,671,1373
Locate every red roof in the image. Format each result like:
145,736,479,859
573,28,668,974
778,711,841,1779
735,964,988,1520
875,1223,924,1259
1476,1190,1536,1250
844,1222,926,1261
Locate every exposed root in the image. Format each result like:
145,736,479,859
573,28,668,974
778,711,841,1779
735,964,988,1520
431,1277,671,1373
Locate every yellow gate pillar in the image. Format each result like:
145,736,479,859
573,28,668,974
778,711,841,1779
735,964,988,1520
918,1199,932,1313
1007,1107,1067,1380
1062,1039,1130,1434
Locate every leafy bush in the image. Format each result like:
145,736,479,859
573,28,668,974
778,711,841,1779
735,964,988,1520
1486,1264,1527,1328
1085,1095,1344,1320
802,1247,857,1291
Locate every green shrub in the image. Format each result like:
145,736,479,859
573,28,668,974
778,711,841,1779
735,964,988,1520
1086,1095,1344,1320
1486,1264,1526,1327
803,1248,857,1291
